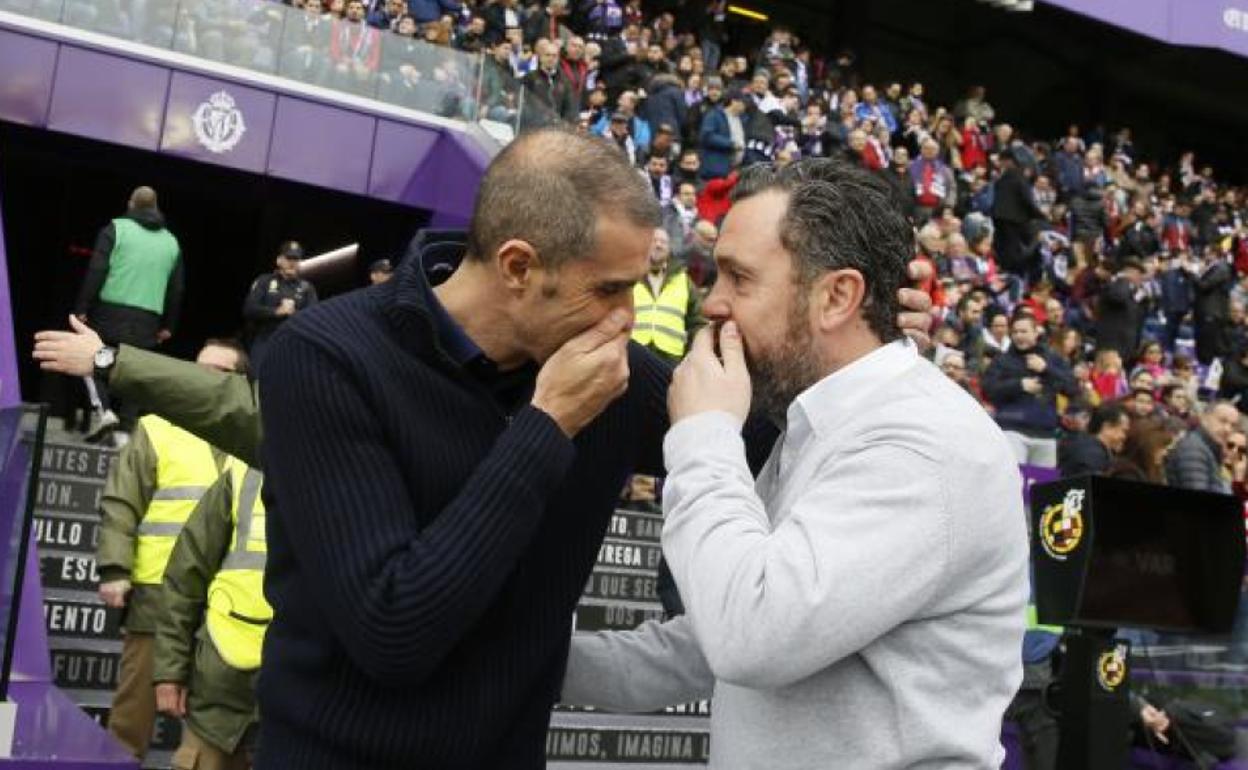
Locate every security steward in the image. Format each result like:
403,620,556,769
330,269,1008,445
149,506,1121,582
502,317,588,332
241,240,318,369
95,340,245,759
629,227,704,366
628,227,704,618
154,457,269,770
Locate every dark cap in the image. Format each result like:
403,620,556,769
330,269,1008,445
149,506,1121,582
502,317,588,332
279,241,305,260
369,258,394,274
610,110,629,122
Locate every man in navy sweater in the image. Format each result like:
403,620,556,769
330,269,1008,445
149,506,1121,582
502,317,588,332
255,129,936,769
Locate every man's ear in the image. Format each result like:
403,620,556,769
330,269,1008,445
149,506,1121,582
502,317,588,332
811,269,867,333
496,239,540,293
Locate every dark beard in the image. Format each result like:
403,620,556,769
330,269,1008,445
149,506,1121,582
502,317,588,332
747,298,822,425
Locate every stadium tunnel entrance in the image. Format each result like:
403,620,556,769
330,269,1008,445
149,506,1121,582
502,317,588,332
0,120,430,419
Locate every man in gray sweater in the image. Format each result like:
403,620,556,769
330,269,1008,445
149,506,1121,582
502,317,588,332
562,159,1029,768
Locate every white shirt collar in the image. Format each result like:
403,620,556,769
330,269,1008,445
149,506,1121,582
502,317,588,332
786,339,920,442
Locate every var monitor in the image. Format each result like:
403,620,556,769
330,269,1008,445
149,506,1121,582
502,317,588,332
1030,475,1245,634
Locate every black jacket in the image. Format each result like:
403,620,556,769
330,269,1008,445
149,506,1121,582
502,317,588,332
992,167,1044,225
255,235,778,769
520,67,577,124
981,345,1077,436
1095,277,1145,362
1058,432,1112,479
1068,188,1107,242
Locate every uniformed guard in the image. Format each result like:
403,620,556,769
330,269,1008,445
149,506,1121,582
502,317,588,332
630,227,704,366
154,457,269,770
241,241,318,369
95,340,245,759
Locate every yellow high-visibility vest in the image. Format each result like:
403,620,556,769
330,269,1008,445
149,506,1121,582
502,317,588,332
204,462,271,672
632,270,690,358
131,416,222,585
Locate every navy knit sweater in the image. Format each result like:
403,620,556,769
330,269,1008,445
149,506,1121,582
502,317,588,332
255,247,671,769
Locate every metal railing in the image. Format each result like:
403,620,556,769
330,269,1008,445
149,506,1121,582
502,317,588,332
0,0,538,138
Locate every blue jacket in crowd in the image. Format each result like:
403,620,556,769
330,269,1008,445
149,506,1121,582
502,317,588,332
698,105,734,179
408,0,460,24
1160,266,1195,316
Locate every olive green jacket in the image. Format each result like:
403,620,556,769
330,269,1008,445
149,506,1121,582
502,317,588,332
153,472,258,754
95,421,225,633
110,345,262,466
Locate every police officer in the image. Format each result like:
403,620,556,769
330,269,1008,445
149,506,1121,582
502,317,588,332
241,241,317,369
95,339,245,759
154,458,269,770
630,227,704,366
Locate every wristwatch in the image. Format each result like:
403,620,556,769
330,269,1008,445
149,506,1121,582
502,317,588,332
93,346,117,380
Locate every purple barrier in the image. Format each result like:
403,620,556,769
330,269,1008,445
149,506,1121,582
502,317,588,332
1042,0,1248,60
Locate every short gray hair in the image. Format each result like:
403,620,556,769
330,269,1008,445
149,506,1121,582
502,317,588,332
467,128,660,269
731,159,911,342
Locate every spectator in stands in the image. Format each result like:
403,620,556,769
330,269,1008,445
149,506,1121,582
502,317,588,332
937,348,982,403
1194,247,1234,364
1032,173,1056,219
680,219,718,289
953,84,994,125
75,186,183,439
1161,383,1195,425
456,14,487,52
283,0,332,81
630,228,703,366
1059,402,1129,478
854,84,896,135
992,149,1045,278
1165,402,1241,493
909,137,956,223
155,460,269,770
983,309,1010,356
1159,250,1195,351
524,0,570,46
1123,387,1158,421
241,241,318,369
328,0,382,93
672,148,700,188
1068,185,1106,266
1218,343,1248,415
1095,258,1146,363
408,0,459,25
698,87,742,180
1117,199,1161,263
521,38,578,125
481,0,520,44
1108,419,1176,484
480,41,520,122
642,155,673,205
982,312,1077,468
365,0,402,30
641,73,687,142
95,340,245,760
559,34,590,108
661,180,698,251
